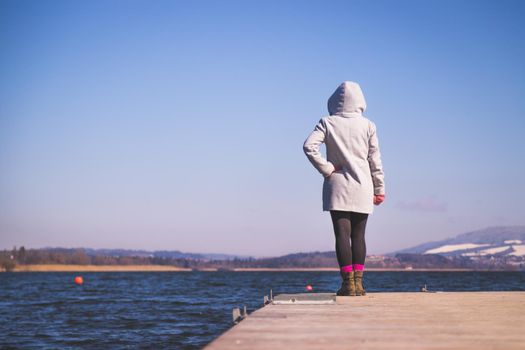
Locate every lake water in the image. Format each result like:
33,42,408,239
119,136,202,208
1,271,524,349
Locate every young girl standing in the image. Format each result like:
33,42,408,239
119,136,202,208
303,81,385,296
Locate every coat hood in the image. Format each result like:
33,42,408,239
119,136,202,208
327,81,367,117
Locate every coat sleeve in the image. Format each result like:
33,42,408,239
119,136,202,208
367,121,385,195
303,118,335,177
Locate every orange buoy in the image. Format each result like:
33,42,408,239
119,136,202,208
305,285,313,291
74,276,84,285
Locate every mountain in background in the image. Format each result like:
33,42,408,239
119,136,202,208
388,226,525,258
43,247,252,261
3,226,524,271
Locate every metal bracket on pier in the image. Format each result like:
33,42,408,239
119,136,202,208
232,305,248,324
420,284,439,293
263,289,273,306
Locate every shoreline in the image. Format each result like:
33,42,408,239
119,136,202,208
231,267,477,272
11,264,193,272
2,264,511,272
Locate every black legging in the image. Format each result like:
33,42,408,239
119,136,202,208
330,210,368,267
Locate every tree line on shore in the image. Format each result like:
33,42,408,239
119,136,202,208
1,246,523,271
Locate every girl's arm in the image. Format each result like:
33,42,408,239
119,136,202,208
303,118,335,177
368,121,385,195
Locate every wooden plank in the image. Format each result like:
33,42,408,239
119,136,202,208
204,292,525,350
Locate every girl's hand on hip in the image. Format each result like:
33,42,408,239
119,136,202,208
373,194,385,205
330,164,342,175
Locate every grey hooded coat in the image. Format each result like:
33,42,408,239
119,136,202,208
303,81,385,214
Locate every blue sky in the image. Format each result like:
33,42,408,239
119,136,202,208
1,0,524,256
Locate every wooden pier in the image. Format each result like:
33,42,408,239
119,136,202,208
204,292,525,349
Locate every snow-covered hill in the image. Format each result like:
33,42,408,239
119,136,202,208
389,226,525,258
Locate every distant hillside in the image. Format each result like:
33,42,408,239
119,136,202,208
43,247,252,261
389,226,525,258
239,251,337,268
3,226,524,272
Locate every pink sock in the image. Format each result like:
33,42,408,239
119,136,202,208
340,265,353,272
353,264,364,271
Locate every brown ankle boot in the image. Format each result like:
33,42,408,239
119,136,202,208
336,271,356,296
354,270,366,296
